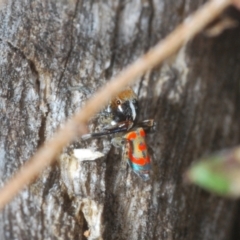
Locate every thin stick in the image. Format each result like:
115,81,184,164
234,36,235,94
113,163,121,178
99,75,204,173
0,0,232,210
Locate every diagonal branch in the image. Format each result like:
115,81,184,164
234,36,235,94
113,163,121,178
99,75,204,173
0,0,233,210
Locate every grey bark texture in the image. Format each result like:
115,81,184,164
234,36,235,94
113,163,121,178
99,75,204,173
0,0,240,239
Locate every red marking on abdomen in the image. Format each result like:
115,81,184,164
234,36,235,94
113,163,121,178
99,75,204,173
138,142,146,151
139,129,145,137
129,154,150,165
127,132,137,140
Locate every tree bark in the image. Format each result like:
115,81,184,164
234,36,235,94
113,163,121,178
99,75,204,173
0,0,240,239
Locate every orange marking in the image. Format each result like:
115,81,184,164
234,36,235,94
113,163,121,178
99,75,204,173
139,129,145,137
138,142,146,151
127,132,137,140
129,154,150,165
118,88,135,101
110,88,136,108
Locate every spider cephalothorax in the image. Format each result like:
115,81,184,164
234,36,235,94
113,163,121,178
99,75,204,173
107,88,139,126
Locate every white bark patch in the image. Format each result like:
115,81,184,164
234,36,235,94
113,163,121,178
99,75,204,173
59,151,105,238
73,149,104,161
80,198,103,240
155,45,189,103
168,46,189,102
59,150,106,198
120,0,141,44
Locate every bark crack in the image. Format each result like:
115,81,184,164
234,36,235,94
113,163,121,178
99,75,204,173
137,0,155,96
4,40,40,92
148,0,154,46
104,0,123,79
56,0,80,93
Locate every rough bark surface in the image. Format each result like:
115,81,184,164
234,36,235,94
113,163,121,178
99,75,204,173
0,0,240,240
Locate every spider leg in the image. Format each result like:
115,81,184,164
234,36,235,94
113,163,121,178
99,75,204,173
103,120,134,131
135,119,155,133
82,121,134,140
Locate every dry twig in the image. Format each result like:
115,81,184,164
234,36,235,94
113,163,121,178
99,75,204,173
0,0,232,210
